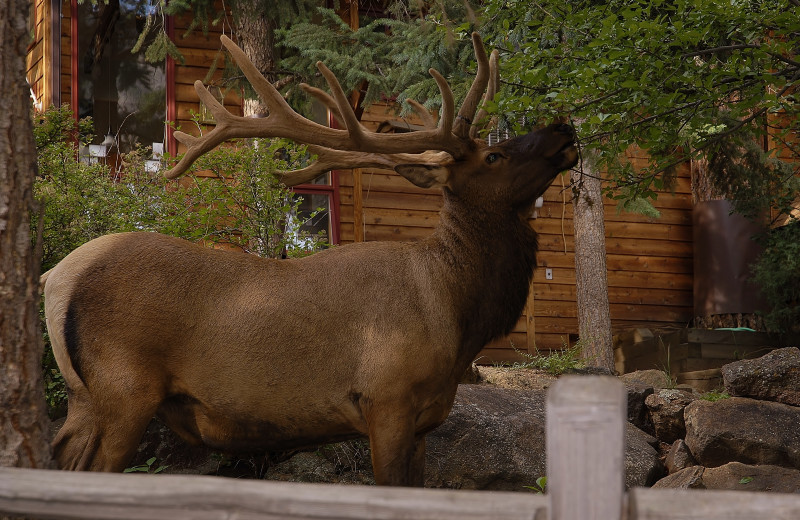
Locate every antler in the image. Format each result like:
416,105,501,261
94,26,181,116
165,33,495,183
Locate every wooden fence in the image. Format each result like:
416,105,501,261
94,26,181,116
3,376,800,520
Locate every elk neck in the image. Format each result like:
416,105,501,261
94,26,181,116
423,188,540,367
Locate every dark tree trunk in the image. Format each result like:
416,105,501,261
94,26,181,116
571,154,614,372
233,0,276,117
0,0,53,468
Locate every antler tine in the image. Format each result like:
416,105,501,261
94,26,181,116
453,33,491,139
407,99,437,129
470,49,500,139
300,83,346,128
278,146,451,187
315,61,371,146
429,68,455,137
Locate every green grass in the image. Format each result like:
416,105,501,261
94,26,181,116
499,340,586,376
700,389,731,402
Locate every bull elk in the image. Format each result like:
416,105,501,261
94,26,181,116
42,33,578,486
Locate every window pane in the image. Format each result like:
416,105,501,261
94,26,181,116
77,0,165,155
289,192,330,251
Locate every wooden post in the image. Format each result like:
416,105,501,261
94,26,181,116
547,376,626,520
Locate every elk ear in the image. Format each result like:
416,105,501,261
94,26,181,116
394,164,450,189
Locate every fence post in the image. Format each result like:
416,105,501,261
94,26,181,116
547,376,626,520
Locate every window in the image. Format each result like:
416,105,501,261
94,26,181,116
289,103,340,244
75,0,166,165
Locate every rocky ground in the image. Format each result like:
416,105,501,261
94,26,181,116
120,347,800,493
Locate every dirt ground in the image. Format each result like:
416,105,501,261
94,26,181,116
476,366,558,390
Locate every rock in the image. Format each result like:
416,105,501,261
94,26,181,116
665,439,696,474
722,347,800,406
625,423,666,486
425,384,663,490
684,397,800,469
424,385,548,490
653,463,800,493
624,380,655,434
702,462,800,493
264,450,375,485
620,370,673,390
644,388,697,444
652,466,705,489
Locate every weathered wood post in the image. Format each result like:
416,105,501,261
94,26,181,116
547,376,626,520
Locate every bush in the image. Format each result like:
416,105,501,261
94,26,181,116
752,219,800,334
33,106,130,271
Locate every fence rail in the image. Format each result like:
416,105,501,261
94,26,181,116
2,377,800,520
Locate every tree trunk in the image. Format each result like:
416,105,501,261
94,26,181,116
571,153,614,372
233,0,276,117
0,0,53,468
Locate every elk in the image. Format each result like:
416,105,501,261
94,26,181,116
42,33,578,486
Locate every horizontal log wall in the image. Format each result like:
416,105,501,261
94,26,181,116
25,0,47,108
172,9,242,153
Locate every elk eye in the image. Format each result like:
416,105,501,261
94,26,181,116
485,153,499,164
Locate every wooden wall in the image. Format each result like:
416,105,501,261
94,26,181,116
59,0,70,106
25,0,47,109
27,0,72,111
339,103,694,363
172,12,242,150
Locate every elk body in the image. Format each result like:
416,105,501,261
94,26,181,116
43,34,578,486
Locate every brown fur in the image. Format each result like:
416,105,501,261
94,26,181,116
43,123,578,484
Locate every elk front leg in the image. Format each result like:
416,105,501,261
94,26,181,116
366,409,426,486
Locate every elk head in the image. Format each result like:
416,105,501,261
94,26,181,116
165,33,578,216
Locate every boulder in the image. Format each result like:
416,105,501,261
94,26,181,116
425,384,664,490
623,380,655,435
653,463,800,493
652,466,705,489
665,439,696,474
620,369,673,390
722,347,800,406
644,388,697,444
625,423,666,486
424,385,547,490
684,397,800,469
703,462,800,493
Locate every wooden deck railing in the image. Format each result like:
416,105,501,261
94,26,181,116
2,376,800,520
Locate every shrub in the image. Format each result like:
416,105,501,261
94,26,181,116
752,219,800,334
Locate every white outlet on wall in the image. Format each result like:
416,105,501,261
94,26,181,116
545,268,553,280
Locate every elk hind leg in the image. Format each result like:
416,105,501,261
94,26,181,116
53,390,160,472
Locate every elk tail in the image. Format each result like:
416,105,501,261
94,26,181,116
40,268,52,288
